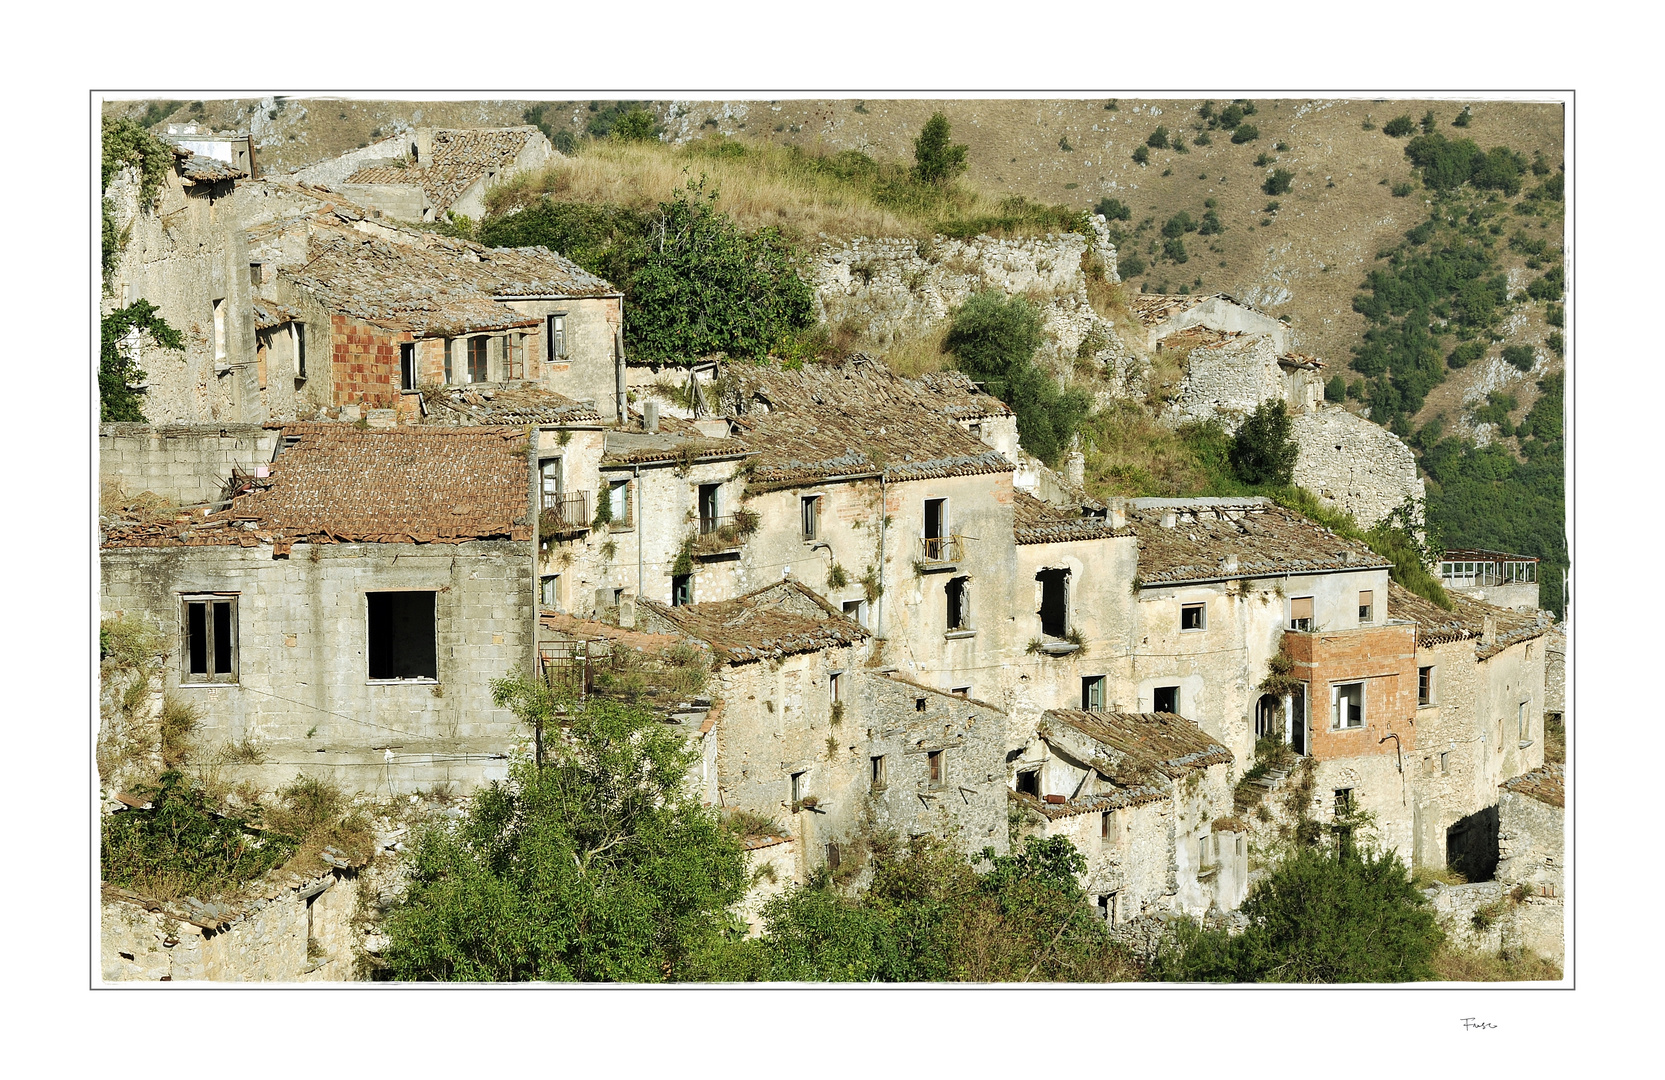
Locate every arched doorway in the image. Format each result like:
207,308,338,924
1255,693,1283,741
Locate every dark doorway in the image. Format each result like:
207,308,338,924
946,576,970,630
1447,805,1500,882
1256,693,1283,740
1153,685,1179,714
1290,683,1308,755
698,484,720,533
1037,568,1068,637
1016,769,1040,797
367,591,437,680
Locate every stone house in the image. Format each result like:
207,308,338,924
636,580,1011,883
99,423,540,795
1009,709,1246,922
1289,405,1427,529
1496,763,1565,961
296,126,555,223
1390,583,1550,874
245,205,624,422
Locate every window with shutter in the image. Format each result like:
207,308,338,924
1290,596,1314,631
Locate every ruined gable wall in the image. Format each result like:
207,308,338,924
1290,405,1426,530
100,424,279,507
1406,638,1488,869
1166,335,1284,429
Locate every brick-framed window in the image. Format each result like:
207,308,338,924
1332,682,1364,729
182,595,238,684
399,342,416,391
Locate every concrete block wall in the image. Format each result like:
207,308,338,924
100,424,279,507
99,539,533,796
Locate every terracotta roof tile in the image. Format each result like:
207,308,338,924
344,127,539,211
639,580,867,665
102,424,532,549
1126,498,1388,584
1045,709,1234,776
1501,762,1564,808
1013,492,1130,545
422,384,601,426
1388,582,1550,656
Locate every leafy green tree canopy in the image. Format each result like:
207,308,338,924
945,291,1089,464
626,178,814,364
1229,399,1299,486
912,112,969,186
381,686,747,981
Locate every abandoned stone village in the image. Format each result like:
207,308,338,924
97,121,1566,981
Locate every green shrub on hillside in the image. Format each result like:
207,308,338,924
1446,340,1486,369
1325,374,1347,402
1264,169,1293,196
1146,126,1170,149
1527,265,1564,301
1095,197,1131,221
913,112,969,186
1382,115,1416,137
1162,211,1195,238
1162,237,1189,263
1230,124,1260,144
946,291,1089,465
1502,345,1536,371
1132,145,1150,165
1229,400,1299,486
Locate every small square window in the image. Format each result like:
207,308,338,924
1180,603,1206,631
870,755,887,790
949,686,970,699
1153,685,1179,714
540,574,561,609
1016,769,1039,797
842,599,869,629
367,591,437,681
249,262,263,287
1334,788,1355,815
927,749,945,787
915,696,927,712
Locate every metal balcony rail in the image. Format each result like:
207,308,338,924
920,534,963,563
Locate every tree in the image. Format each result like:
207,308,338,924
381,685,747,981
912,112,969,186
945,291,1089,464
610,108,659,143
1229,398,1299,486
101,300,182,423
625,178,814,364
1154,847,1443,982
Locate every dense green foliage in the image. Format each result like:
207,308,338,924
696,835,1136,982
478,199,647,288
382,689,747,981
101,116,175,279
100,300,183,423
102,771,296,896
1152,847,1442,982
1419,372,1565,616
946,291,1089,464
627,180,813,363
1146,126,1170,149
609,108,660,143
913,112,969,186
1094,196,1131,221
1263,169,1293,196
1382,115,1416,138
1229,399,1299,486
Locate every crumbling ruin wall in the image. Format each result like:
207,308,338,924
102,869,362,982
807,220,1127,376
1290,406,1425,529
1496,785,1564,962
100,424,279,508
1165,335,1284,429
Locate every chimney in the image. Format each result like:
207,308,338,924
618,595,636,629
1108,499,1127,529
643,399,660,433
1065,448,1085,490
1161,511,1177,529
1342,550,1357,565
413,127,434,166
1481,614,1496,644
1223,554,1239,574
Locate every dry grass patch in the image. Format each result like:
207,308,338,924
1081,401,1210,498
882,322,950,377
1430,944,1560,982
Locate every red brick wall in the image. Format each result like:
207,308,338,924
1285,625,1418,760
329,315,408,408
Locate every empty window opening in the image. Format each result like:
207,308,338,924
183,597,237,683
946,576,970,631
212,299,227,363
1332,682,1364,729
399,342,416,391
1096,894,1111,922
1082,675,1106,712
1334,788,1355,816
1255,693,1282,739
826,842,841,871
293,323,307,380
1153,685,1179,715
927,749,945,787
367,591,437,681
467,336,489,383
915,696,927,712
546,313,567,360
949,686,970,699
1418,666,1434,706
791,771,807,804
443,337,455,383
1519,700,1530,741
540,459,564,509
1289,596,1314,631
1017,769,1040,798
843,599,868,629
924,498,946,540
1037,568,1069,638
1180,602,1206,631
829,671,843,703
1440,751,1451,774
1101,811,1112,840
1103,892,1118,923
698,484,721,533
801,496,820,540
672,574,693,607
540,574,561,609
870,755,887,790
1199,835,1213,868
249,262,263,287
1290,682,1308,756
1358,590,1374,624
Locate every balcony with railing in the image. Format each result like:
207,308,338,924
693,508,760,557
538,491,590,540
919,534,964,566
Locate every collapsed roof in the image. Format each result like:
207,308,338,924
1125,497,1389,584
1015,709,1234,819
344,127,542,211
1388,582,1550,658
638,579,868,665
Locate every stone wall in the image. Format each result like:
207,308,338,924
1165,334,1285,429
1544,623,1565,715
1290,405,1426,529
806,220,1125,374
100,424,279,508
102,868,362,982
99,539,531,795
1496,785,1564,962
